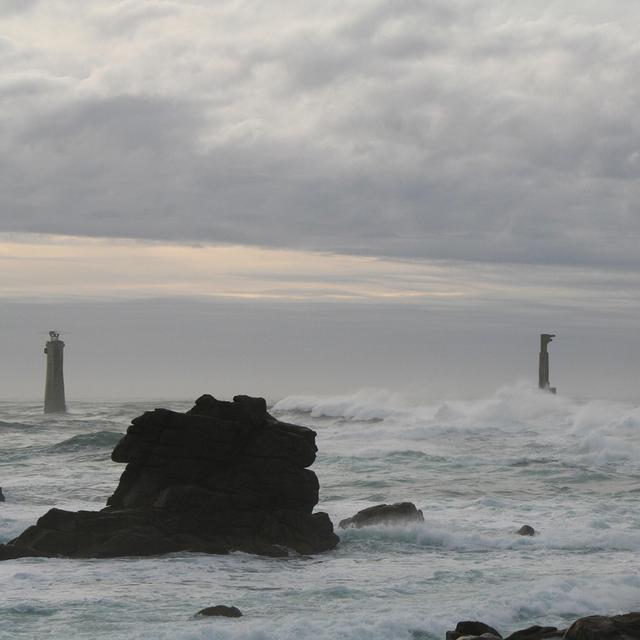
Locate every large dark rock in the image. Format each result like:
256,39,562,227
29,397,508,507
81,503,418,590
564,612,640,639
0,394,339,559
339,501,424,529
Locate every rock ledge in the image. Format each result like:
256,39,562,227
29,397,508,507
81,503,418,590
339,502,424,529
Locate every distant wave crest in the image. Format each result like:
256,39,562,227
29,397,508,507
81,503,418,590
274,384,640,467
50,430,123,452
0,420,32,431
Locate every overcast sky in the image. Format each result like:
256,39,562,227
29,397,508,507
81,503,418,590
1,1,639,401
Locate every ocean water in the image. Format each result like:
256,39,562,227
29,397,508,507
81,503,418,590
1,383,639,640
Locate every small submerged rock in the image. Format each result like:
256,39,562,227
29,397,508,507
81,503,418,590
339,502,424,529
196,605,243,618
516,525,535,536
0,487,4,502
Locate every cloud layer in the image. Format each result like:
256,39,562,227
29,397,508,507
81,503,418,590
2,1,639,267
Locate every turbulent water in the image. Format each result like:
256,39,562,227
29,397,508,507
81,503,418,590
1,384,639,640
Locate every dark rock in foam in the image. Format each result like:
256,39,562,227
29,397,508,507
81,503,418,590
339,501,424,529
196,605,243,618
0,487,4,502
0,394,339,559
516,525,535,536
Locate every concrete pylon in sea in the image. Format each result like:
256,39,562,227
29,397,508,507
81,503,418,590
538,333,556,394
44,331,66,413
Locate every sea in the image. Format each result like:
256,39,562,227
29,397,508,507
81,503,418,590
1,383,639,640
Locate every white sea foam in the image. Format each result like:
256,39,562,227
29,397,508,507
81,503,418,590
274,388,415,422
274,383,638,431
274,382,568,425
274,383,640,468
1,392,640,639
122,573,640,640
338,520,640,553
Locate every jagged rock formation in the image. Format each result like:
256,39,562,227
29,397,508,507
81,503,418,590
0,394,338,560
339,501,424,529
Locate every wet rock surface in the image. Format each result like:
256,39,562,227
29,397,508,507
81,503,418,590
0,394,339,559
446,620,502,639
504,625,563,639
446,613,640,640
338,501,424,529
516,525,535,536
196,605,243,618
563,612,640,639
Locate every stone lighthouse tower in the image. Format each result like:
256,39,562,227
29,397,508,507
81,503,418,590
44,330,66,413
538,333,556,394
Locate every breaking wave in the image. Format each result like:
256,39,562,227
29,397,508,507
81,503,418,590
338,521,640,553
274,384,640,468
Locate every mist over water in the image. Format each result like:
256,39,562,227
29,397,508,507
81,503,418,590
1,385,639,639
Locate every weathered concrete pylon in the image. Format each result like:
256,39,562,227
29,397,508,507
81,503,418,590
44,331,66,413
538,333,556,394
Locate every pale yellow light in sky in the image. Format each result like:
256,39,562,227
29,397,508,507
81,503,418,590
0,233,469,301
2,234,637,313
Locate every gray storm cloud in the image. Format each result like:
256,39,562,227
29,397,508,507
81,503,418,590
1,0,639,268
